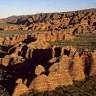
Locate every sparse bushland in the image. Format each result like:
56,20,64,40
0,30,32,38
50,32,96,52
0,30,49,38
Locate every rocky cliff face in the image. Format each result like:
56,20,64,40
0,35,96,95
0,31,75,46
0,8,96,34
0,8,96,96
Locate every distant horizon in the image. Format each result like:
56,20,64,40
0,0,96,19
0,8,95,19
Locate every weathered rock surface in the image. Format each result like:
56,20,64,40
0,37,4,45
1,40,96,93
0,8,96,35
72,52,85,80
0,31,75,46
35,65,45,76
29,74,49,91
12,78,28,96
0,8,96,95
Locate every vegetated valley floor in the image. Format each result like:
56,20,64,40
51,32,96,53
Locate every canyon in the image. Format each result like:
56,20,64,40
0,8,96,96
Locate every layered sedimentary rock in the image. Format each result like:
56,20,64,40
0,8,96,34
0,8,96,96
0,31,75,46
29,74,49,91
72,52,85,80
1,38,96,94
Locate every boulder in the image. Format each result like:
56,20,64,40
35,65,45,76
1,55,11,66
12,78,28,96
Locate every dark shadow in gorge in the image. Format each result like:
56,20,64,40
23,35,37,44
1,47,94,95
55,47,61,57
64,49,70,56
2,48,54,95
0,45,12,52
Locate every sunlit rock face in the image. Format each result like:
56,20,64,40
72,52,85,81
1,37,96,94
0,9,96,34
12,78,28,96
0,8,96,96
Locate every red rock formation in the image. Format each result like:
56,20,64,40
12,78,28,96
29,74,49,91
35,65,45,76
90,50,96,76
0,8,95,35
1,41,96,93
0,38,4,45
72,52,85,80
